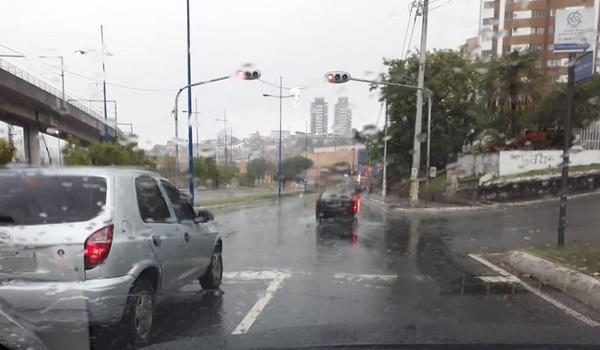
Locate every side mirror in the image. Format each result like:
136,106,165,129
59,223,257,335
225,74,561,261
194,209,214,224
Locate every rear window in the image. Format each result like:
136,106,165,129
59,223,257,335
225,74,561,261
0,174,107,225
321,191,352,200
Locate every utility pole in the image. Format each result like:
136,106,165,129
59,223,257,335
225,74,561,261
185,0,194,203
383,101,388,199
408,0,429,204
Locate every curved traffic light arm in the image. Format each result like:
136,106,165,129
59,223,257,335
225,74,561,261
325,71,432,97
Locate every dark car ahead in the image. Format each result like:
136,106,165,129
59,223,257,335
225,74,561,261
315,190,359,222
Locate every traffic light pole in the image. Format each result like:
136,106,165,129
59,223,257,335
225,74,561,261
409,0,429,204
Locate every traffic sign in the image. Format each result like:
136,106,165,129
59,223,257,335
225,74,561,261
554,7,595,53
574,52,594,83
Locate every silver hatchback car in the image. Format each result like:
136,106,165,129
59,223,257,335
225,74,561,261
0,167,223,345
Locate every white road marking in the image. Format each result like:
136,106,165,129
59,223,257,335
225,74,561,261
468,253,600,327
226,270,399,335
334,272,398,283
230,271,290,335
477,275,519,283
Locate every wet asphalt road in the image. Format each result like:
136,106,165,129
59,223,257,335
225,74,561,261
90,194,600,349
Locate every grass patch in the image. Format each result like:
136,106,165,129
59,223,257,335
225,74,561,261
420,173,447,193
528,244,600,277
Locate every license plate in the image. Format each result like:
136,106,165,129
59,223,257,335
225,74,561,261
0,253,36,273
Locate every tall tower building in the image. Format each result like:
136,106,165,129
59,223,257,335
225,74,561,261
333,97,352,137
310,97,328,134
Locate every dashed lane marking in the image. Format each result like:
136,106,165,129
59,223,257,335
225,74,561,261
224,270,399,335
469,253,600,327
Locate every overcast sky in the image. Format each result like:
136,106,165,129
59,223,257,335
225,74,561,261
0,0,479,149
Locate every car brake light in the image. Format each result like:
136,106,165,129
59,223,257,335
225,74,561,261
352,200,359,214
84,225,114,270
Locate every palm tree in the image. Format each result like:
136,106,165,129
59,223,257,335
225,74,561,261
489,50,545,136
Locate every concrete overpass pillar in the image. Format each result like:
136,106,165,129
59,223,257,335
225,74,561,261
23,124,41,165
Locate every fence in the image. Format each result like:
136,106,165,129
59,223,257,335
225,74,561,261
0,58,107,124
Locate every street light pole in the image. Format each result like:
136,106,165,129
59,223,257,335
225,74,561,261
382,101,388,199
425,92,433,194
172,75,230,199
185,0,195,203
278,76,283,200
408,0,429,204
39,55,65,108
262,83,295,201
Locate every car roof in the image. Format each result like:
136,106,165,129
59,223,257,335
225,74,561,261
0,166,159,178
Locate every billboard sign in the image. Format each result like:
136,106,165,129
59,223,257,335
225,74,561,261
554,7,595,53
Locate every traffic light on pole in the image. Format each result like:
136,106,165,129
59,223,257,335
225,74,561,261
236,69,261,80
325,71,351,84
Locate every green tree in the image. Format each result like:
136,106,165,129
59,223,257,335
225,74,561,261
247,157,272,182
487,50,545,135
217,164,238,185
0,139,15,166
531,74,600,129
62,137,155,168
281,156,313,183
377,49,488,182
193,157,218,180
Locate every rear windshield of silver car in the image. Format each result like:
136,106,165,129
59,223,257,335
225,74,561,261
0,174,107,225
321,191,352,200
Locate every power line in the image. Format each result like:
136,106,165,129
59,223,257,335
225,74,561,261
258,78,308,90
430,0,455,11
400,3,415,59
405,10,420,59
0,43,24,55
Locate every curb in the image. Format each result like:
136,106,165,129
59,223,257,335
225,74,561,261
365,196,492,214
506,250,600,311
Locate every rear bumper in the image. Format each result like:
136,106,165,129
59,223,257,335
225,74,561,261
0,274,135,327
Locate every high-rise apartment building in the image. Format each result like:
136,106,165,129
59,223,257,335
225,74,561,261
475,0,600,81
333,97,352,137
310,97,328,134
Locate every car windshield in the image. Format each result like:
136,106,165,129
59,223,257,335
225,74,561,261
3,1,600,349
0,174,107,225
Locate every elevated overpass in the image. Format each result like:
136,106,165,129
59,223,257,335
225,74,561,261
0,59,120,164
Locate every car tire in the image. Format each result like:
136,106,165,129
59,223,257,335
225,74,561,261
200,249,223,289
121,279,155,347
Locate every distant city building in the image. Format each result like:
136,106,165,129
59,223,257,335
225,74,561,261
333,97,352,137
310,97,328,134
270,130,290,140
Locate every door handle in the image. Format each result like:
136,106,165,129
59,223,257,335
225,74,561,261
184,232,191,242
152,235,162,247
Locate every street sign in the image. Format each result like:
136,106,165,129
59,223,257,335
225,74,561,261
554,7,595,53
574,52,594,83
